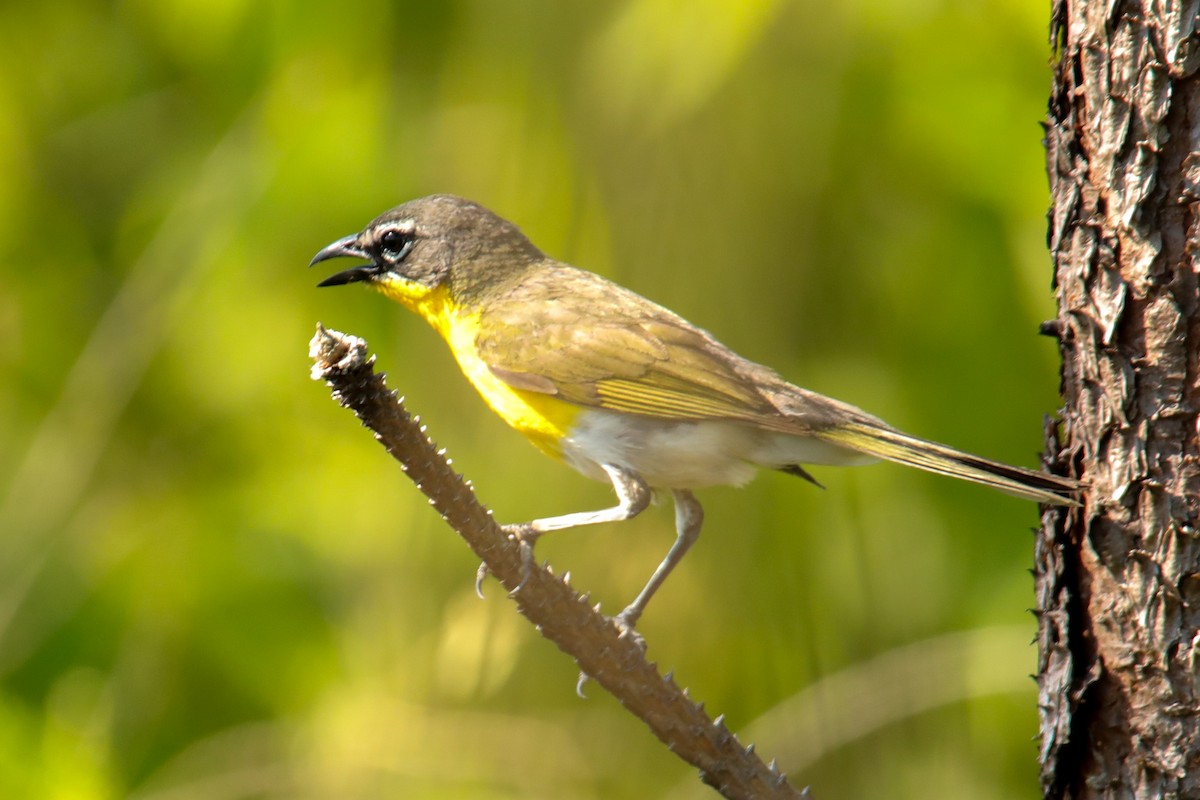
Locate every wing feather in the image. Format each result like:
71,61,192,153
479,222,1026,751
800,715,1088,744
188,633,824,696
475,264,782,423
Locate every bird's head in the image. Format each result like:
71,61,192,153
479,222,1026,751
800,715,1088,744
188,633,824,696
310,194,543,306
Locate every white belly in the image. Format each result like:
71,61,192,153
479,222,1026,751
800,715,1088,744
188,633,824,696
560,409,876,489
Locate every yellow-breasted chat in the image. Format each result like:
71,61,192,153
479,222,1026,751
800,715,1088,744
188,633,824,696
311,194,1080,629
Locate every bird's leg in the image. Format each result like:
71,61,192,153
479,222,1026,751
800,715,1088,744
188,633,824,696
498,464,650,596
616,489,703,631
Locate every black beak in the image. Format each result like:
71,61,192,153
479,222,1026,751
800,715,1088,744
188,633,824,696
310,234,378,287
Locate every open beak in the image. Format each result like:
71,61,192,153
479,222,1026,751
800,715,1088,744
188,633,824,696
310,234,378,286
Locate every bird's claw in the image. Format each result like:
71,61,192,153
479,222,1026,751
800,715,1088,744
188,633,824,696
501,523,541,597
613,607,648,653
575,615,648,699
474,561,490,598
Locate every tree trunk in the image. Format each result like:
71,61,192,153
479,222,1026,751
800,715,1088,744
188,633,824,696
1039,2,1200,798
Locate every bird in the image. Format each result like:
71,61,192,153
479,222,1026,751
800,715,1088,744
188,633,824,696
311,194,1080,630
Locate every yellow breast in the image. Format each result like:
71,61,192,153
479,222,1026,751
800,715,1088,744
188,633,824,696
373,280,579,458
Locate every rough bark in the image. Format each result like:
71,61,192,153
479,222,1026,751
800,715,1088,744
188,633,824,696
1039,1,1200,798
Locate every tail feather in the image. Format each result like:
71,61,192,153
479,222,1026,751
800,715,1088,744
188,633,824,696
815,421,1081,506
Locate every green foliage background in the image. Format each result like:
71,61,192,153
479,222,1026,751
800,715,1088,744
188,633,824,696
1,1,1062,797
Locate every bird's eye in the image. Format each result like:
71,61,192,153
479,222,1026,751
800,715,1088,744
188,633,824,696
379,229,413,260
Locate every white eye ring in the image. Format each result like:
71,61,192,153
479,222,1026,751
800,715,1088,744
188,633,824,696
379,228,414,261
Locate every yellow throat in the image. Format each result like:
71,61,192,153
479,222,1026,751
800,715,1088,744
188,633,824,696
372,276,579,458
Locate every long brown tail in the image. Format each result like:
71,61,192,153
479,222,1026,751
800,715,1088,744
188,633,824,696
815,421,1080,506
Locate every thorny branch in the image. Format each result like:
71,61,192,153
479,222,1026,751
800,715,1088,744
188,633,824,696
309,324,809,800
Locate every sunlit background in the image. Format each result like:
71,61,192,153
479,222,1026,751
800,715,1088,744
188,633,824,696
1,1,1061,797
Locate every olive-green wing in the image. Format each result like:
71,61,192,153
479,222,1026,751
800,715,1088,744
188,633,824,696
474,265,783,424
